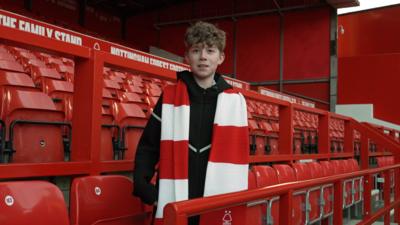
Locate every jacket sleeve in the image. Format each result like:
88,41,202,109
133,95,162,205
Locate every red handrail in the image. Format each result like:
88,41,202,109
164,164,400,225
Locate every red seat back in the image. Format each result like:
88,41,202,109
115,103,147,160
3,89,65,163
0,181,69,225
70,175,152,225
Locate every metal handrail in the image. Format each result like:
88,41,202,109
164,164,400,225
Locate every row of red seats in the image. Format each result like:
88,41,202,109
0,159,362,225
247,159,362,225
0,69,149,162
247,99,279,119
0,43,169,163
0,175,152,225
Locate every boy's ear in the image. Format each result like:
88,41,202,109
184,52,189,64
218,52,225,65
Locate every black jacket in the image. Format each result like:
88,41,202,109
133,70,232,205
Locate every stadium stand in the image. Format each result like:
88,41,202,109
0,3,400,225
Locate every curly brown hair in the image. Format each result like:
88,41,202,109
184,21,226,52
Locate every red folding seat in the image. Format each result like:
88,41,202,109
331,160,345,174
0,181,69,225
246,102,255,115
45,57,63,66
0,51,16,61
17,51,38,62
257,103,269,117
0,71,36,90
145,82,162,97
273,164,303,225
259,120,279,154
100,91,119,161
1,89,66,163
118,91,149,113
61,57,74,67
130,80,144,87
145,96,160,109
0,45,9,53
6,46,28,55
70,175,152,225
248,119,269,155
123,84,145,96
252,166,280,225
0,59,25,73
54,64,74,82
102,88,119,108
34,52,53,61
293,163,320,224
41,79,74,121
307,162,325,223
347,159,363,203
114,103,147,160
14,50,36,62
22,58,47,71
104,79,122,98
30,66,63,86
126,74,143,83
246,170,262,225
271,105,279,118
319,161,334,216
111,71,127,79
332,160,352,207
0,71,38,117
109,75,124,83
293,129,303,154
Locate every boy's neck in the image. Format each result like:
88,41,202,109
193,73,216,89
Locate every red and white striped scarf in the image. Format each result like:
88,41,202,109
154,79,249,225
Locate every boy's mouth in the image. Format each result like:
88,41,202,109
198,64,209,68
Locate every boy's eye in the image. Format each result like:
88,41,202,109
207,49,215,53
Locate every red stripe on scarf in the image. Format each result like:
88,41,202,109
209,126,249,164
162,82,189,106
159,140,189,179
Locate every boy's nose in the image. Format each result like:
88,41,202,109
199,49,207,60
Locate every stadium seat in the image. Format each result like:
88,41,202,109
114,103,147,160
346,159,363,203
307,162,325,222
70,175,152,225
293,162,320,224
248,119,269,155
338,160,354,207
100,100,119,161
30,66,63,85
1,89,67,163
319,161,334,216
0,59,25,73
0,71,36,90
0,180,69,225
273,164,303,225
54,64,74,82
123,83,145,95
145,96,160,109
108,75,124,83
104,79,122,98
44,57,63,66
0,52,16,61
41,79,74,121
246,169,263,225
252,165,280,225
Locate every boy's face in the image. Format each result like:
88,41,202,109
185,43,225,80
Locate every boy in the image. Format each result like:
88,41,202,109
133,21,249,225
